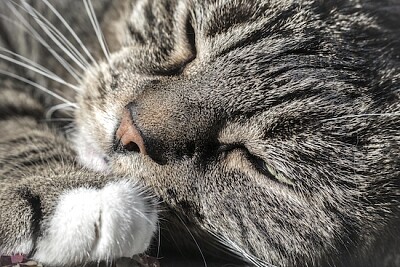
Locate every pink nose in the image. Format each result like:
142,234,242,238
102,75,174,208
115,109,147,155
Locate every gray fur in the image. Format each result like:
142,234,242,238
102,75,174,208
0,0,399,266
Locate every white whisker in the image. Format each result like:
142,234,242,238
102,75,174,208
0,13,83,82
41,0,99,67
0,50,80,91
156,221,161,258
322,113,400,122
24,2,90,68
46,103,77,120
6,2,83,82
206,223,274,267
0,46,53,75
83,0,112,65
175,213,208,267
19,0,89,71
0,69,77,106
129,205,155,226
0,13,35,37
65,126,76,135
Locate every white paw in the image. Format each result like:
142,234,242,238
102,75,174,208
33,180,157,266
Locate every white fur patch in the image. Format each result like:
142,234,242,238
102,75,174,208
73,130,110,173
33,180,157,266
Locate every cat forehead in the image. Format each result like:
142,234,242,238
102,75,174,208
82,0,390,136
123,0,315,42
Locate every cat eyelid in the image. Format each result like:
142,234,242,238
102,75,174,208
185,17,197,58
217,142,244,154
218,143,295,187
152,17,197,76
247,154,295,187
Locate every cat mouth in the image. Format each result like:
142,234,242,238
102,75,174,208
73,130,111,173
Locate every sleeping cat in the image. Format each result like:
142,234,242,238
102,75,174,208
0,0,399,266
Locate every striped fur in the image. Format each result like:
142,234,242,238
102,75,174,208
0,0,399,266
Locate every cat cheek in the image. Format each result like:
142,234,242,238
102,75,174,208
33,180,157,266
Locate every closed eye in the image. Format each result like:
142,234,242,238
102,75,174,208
170,16,197,75
218,143,294,187
185,16,197,60
150,16,197,76
248,155,295,187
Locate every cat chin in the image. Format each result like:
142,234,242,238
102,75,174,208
33,180,157,266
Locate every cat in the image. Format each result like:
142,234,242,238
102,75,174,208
0,0,399,266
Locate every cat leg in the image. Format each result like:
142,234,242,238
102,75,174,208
0,116,157,266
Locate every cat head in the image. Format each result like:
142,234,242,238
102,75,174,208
73,0,400,265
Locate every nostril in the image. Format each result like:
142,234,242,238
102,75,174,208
114,109,147,155
123,141,141,153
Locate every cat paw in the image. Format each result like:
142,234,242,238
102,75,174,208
33,180,157,266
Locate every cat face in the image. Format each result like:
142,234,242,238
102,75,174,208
74,0,400,265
